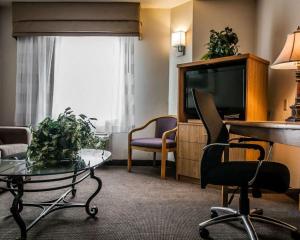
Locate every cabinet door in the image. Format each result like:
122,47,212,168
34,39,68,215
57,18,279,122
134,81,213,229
178,142,205,160
177,158,200,179
178,123,207,143
177,123,207,180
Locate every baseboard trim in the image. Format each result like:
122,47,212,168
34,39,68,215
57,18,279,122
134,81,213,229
105,159,176,167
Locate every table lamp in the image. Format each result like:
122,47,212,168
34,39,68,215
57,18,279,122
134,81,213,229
271,26,300,122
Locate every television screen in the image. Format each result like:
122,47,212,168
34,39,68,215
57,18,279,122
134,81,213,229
184,64,246,119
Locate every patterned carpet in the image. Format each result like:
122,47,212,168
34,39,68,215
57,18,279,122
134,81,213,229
0,166,300,240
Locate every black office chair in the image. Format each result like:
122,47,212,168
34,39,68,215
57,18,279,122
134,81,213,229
192,89,300,240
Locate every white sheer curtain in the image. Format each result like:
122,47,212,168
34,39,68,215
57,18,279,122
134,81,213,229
52,36,135,133
15,36,56,126
112,37,135,132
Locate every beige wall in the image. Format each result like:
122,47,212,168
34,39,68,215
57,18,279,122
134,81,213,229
168,1,193,114
125,8,170,160
0,7,171,160
193,0,256,61
255,0,300,188
0,6,16,125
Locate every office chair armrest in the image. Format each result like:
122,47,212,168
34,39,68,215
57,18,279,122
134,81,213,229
229,143,265,161
247,160,264,186
238,137,273,145
229,137,273,145
203,142,265,161
203,143,229,150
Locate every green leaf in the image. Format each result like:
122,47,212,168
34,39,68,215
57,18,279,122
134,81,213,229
28,107,105,164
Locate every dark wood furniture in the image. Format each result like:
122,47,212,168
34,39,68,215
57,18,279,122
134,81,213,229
176,54,269,181
228,121,300,146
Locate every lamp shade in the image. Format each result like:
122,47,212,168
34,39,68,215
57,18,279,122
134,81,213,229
272,27,300,69
171,31,186,47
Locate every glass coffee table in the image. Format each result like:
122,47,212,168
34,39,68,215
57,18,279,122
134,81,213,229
0,149,111,240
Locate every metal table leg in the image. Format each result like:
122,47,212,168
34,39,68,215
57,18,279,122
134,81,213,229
10,176,26,240
5,168,102,239
85,168,102,217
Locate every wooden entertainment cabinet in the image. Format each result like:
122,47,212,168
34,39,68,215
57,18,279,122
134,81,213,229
176,54,269,181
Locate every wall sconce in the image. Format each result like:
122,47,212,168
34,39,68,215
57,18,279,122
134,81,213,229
171,31,186,56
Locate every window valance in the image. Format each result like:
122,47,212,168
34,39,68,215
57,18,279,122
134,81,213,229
12,2,141,37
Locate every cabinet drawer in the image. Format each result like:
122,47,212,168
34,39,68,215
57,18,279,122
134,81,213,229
177,158,200,179
178,124,207,143
178,142,205,160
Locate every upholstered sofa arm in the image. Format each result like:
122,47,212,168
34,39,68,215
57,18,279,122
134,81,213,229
0,144,28,158
0,126,31,145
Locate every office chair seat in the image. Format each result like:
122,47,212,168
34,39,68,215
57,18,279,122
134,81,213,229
206,161,290,193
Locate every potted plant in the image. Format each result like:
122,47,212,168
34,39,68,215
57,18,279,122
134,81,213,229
201,27,239,60
27,107,106,166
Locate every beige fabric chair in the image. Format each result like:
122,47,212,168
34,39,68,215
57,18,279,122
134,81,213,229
0,126,31,158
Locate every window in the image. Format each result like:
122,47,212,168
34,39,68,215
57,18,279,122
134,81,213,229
52,37,135,132
15,36,135,131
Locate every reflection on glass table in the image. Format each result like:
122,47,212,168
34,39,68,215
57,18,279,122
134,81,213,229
0,149,111,240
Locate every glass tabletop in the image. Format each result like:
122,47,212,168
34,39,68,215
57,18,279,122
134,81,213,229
0,149,111,177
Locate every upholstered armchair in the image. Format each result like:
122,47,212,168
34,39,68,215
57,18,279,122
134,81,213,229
128,116,177,179
0,127,31,158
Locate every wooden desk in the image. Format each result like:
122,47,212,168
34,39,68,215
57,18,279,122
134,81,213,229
227,121,300,147
224,120,300,208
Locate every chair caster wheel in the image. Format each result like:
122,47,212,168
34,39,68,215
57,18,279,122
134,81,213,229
199,228,210,239
251,208,263,215
211,210,218,218
291,230,300,240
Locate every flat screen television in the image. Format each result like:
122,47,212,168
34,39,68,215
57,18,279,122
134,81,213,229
184,63,246,120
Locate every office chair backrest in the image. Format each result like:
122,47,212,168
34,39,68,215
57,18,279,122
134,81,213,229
192,89,229,188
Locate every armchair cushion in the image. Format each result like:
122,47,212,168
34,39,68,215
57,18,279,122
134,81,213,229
155,117,177,140
131,138,176,149
0,144,28,158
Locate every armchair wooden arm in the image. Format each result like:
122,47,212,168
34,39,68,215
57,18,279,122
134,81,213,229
128,115,177,143
128,117,158,142
127,115,177,179
161,127,177,179
161,127,178,148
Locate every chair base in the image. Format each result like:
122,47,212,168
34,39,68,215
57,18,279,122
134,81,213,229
199,207,300,240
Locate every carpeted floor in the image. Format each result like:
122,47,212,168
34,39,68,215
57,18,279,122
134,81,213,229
1,166,300,240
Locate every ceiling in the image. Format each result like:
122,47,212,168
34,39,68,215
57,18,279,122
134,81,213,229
0,0,191,8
